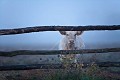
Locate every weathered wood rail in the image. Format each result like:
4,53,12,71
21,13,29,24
0,62,120,71
0,25,120,35
0,48,120,57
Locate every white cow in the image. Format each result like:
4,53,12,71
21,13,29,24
59,31,85,63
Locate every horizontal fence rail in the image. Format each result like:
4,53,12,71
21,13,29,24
0,25,120,35
0,48,120,57
0,62,120,71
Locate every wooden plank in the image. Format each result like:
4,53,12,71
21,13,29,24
0,48,120,57
0,25,120,35
0,62,120,71
0,64,64,71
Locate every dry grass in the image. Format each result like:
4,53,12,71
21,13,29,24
0,64,120,80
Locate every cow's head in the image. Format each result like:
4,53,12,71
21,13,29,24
59,31,83,50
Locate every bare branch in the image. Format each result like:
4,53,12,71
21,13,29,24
0,25,120,35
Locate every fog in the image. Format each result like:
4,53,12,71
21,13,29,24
0,0,120,51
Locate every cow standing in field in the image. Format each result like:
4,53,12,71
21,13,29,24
59,31,85,63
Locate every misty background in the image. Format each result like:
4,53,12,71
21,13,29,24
0,0,120,51
0,0,120,65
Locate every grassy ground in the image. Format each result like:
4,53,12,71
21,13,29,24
0,64,120,80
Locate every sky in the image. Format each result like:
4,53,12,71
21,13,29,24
0,0,120,50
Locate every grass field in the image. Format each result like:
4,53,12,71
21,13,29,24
0,64,120,80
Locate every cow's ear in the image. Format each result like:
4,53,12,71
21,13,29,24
76,31,84,35
59,31,66,35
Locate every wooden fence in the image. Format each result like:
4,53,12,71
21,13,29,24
0,25,120,71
